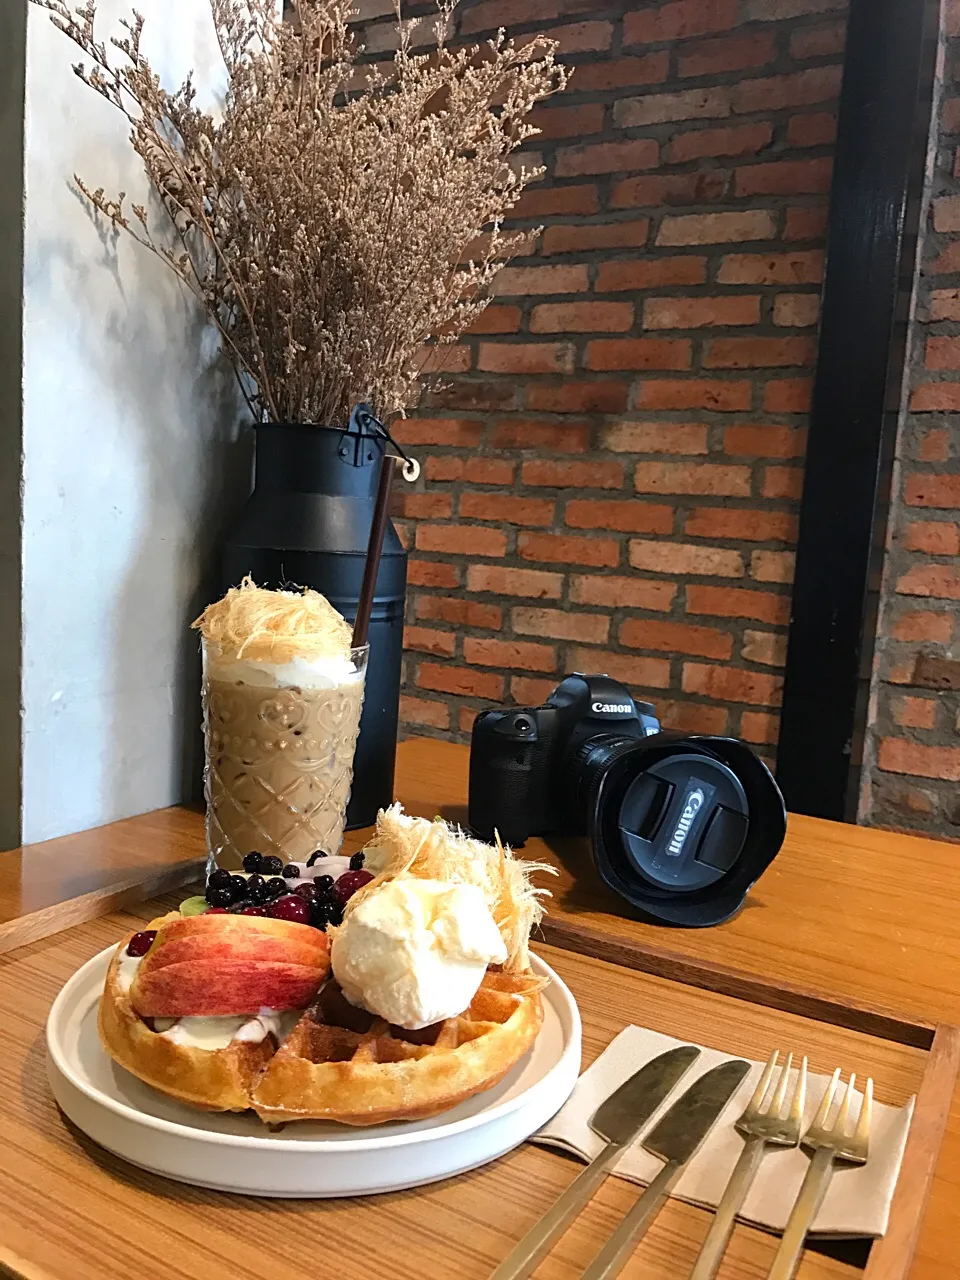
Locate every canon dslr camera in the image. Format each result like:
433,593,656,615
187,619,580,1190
468,673,785,927
469,674,660,847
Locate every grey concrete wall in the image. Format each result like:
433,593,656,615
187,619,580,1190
18,0,249,843
0,1,25,851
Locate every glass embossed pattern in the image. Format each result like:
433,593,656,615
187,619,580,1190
202,651,366,870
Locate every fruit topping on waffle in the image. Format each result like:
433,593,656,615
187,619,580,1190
99,807,555,1122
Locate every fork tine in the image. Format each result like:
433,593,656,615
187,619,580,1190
748,1048,779,1113
854,1077,873,1148
770,1051,793,1116
789,1056,808,1127
834,1073,857,1136
812,1066,841,1130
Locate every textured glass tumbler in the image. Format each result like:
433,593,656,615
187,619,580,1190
201,641,369,871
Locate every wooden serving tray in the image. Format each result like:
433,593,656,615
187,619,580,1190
0,896,955,1280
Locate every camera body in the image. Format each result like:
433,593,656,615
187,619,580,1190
468,673,661,847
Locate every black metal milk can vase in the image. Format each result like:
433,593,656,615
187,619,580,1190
222,419,407,829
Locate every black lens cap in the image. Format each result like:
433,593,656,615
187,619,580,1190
618,752,748,892
589,733,786,927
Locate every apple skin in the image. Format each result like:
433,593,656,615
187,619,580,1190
140,929,323,972
130,913,330,1017
141,912,326,954
131,960,326,1017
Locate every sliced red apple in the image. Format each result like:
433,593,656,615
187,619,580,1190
131,959,326,1017
141,929,324,972
129,912,329,1017
147,912,326,952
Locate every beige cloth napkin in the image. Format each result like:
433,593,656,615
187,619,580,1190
533,1026,914,1238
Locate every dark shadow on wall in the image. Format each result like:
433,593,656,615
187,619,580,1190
0,0,26,851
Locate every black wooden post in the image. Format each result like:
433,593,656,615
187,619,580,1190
775,0,941,821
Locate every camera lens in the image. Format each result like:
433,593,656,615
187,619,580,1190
561,734,645,833
587,735,787,927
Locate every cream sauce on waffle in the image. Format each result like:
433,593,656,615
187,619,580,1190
118,951,299,1049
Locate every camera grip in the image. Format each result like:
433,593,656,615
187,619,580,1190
468,763,533,847
468,738,538,847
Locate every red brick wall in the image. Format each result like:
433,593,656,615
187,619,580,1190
392,0,848,750
860,2,960,837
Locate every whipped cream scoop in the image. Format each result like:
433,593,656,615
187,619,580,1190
330,878,507,1029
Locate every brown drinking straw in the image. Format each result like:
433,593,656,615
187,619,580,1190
352,453,398,648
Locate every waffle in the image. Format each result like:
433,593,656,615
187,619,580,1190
250,968,545,1126
100,930,543,1124
98,926,280,1113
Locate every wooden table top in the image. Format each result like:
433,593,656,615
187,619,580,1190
3,736,960,1278
0,898,943,1280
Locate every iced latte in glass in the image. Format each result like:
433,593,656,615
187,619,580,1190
194,580,367,870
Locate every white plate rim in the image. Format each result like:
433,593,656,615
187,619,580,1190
46,945,581,1152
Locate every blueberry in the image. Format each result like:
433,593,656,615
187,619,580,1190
306,850,327,866
242,852,263,873
265,876,287,898
282,864,300,879
207,868,232,890
260,855,283,877
310,900,331,929
229,898,254,914
246,873,270,903
229,874,249,902
314,874,335,891
206,885,234,908
349,852,365,870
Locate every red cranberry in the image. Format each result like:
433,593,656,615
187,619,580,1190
334,869,374,906
126,930,157,957
293,882,318,901
205,907,228,915
241,905,268,916
267,894,311,924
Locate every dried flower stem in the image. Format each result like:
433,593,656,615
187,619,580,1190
33,0,567,424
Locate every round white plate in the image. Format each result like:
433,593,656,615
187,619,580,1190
46,946,581,1197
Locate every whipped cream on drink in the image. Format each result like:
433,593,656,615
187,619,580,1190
332,878,507,1030
204,651,362,691
193,578,367,867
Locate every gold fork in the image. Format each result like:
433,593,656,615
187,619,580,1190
767,1068,873,1280
690,1050,807,1280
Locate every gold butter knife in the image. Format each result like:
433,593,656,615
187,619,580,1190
582,1058,752,1280
490,1044,700,1280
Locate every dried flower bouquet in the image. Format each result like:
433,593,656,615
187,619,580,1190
34,0,566,423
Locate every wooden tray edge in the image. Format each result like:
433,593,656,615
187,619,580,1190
862,1023,960,1279
0,860,203,957
540,917,936,1050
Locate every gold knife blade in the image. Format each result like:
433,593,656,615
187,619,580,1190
591,1044,703,1146
490,1044,701,1280
582,1058,752,1280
